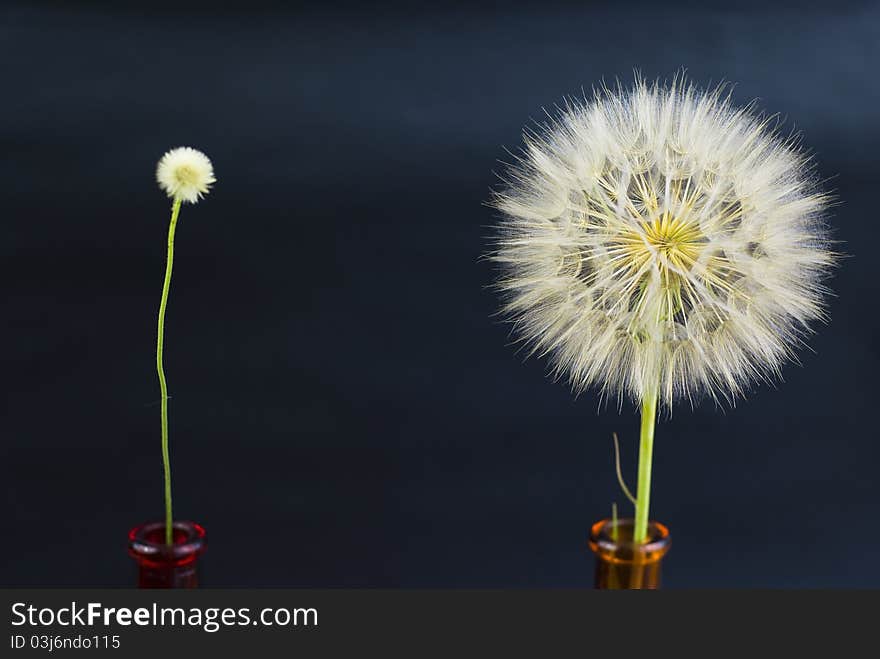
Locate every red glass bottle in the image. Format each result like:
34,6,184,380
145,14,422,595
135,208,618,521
128,521,206,588
589,518,670,589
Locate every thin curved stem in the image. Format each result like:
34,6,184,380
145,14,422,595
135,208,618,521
157,197,182,547
612,432,638,506
633,388,658,544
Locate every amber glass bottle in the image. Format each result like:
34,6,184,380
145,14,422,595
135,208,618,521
589,518,670,589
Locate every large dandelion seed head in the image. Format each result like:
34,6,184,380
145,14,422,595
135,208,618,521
156,147,216,204
491,79,834,408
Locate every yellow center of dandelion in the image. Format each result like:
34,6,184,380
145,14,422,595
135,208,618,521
641,214,703,272
610,212,708,328
173,165,200,187
620,212,704,284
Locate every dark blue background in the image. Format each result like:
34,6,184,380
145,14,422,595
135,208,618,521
2,1,877,587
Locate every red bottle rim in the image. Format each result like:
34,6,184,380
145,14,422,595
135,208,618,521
128,521,206,569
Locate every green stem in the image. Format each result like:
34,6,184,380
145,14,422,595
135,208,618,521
633,387,658,544
157,197,182,547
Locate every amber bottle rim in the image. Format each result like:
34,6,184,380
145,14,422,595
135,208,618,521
589,518,671,565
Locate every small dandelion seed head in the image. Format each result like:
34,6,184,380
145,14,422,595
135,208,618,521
156,147,216,204
490,76,835,409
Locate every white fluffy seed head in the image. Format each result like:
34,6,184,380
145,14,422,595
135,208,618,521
490,78,835,409
156,147,216,204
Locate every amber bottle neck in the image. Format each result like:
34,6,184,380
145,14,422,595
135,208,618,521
589,518,671,590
